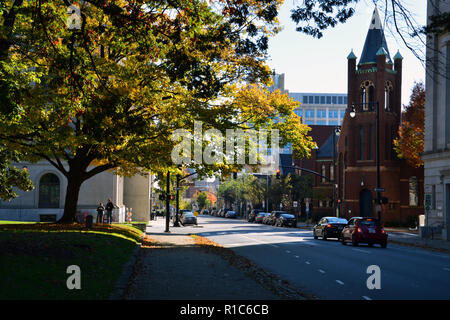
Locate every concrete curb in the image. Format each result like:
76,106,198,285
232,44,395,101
108,234,144,300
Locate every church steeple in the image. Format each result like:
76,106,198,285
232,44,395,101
359,6,392,66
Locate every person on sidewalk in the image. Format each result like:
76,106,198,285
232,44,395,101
96,202,105,224
105,199,114,224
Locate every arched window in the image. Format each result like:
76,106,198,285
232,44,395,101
360,81,375,111
409,177,419,207
321,165,326,183
385,81,393,111
39,173,60,208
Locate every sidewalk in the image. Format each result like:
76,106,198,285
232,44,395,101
296,222,450,252
122,217,307,300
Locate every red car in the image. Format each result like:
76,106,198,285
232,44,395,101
341,217,388,248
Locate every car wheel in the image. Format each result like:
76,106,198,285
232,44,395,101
313,230,318,240
351,236,358,246
322,230,328,240
381,242,387,248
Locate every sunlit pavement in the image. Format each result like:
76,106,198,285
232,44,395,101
147,215,450,300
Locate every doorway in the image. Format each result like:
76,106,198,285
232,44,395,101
359,189,373,217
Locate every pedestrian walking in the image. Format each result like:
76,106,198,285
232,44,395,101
96,202,105,224
105,198,114,224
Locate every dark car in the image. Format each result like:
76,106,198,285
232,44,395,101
275,213,297,228
255,212,270,223
313,217,348,240
341,217,388,248
201,209,209,215
267,211,288,226
180,212,197,225
225,211,237,218
248,209,264,222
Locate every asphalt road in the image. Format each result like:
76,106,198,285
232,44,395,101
175,215,450,300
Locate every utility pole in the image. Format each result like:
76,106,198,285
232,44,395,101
165,171,170,233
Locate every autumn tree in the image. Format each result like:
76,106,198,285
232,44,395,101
0,0,316,223
393,82,425,168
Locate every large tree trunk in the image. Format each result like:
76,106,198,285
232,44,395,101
58,175,83,224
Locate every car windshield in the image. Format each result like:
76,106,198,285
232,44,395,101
184,213,195,217
359,218,380,226
328,218,348,224
281,214,295,218
228,211,235,214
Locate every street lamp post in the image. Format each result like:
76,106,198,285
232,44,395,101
332,127,341,217
165,171,170,233
350,102,382,221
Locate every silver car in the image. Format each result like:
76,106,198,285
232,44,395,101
181,212,197,225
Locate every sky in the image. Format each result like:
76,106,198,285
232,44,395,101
266,0,427,106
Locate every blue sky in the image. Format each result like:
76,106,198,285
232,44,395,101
266,0,427,106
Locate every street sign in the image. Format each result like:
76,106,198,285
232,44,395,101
193,211,199,217
374,188,385,192
174,187,183,190
293,201,298,208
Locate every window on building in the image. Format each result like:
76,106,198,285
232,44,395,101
338,96,343,104
368,125,373,160
321,96,326,104
330,165,334,181
332,96,337,104
317,109,326,118
295,109,303,117
329,110,338,118
340,109,346,119
317,120,327,125
385,81,393,111
315,96,320,104
305,120,315,125
303,96,309,104
321,165,326,183
361,81,375,110
329,120,338,125
305,109,315,118
39,173,60,208
359,126,364,160
344,96,348,104
326,96,331,104
309,96,314,104
409,177,419,206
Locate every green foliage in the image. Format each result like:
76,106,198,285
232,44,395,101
0,147,34,201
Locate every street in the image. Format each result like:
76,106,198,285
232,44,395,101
168,215,450,300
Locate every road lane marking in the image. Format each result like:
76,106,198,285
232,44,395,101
362,296,372,300
318,269,325,274
443,268,450,272
352,248,371,254
305,261,311,265
286,250,291,254
294,255,300,258
239,235,280,248
335,280,344,285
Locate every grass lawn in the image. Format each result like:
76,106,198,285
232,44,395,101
0,223,143,300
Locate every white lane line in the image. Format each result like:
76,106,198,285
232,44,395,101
443,267,450,271
286,250,291,254
305,261,311,265
318,269,326,274
352,248,371,254
239,234,280,248
294,255,300,259
335,280,345,285
362,296,372,300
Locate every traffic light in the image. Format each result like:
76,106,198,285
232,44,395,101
170,195,174,200
276,169,281,179
337,199,342,204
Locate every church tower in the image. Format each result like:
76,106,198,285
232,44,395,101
337,7,407,220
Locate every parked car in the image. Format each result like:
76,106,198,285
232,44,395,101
275,213,297,228
219,208,230,217
201,209,209,215
225,211,237,218
179,209,191,218
313,217,348,240
210,208,217,216
180,212,197,225
267,211,289,226
341,217,388,248
255,212,270,223
262,213,273,224
248,209,264,222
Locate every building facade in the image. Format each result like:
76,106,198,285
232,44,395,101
0,161,153,223
421,0,450,240
337,7,424,225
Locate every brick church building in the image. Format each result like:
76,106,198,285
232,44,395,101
336,7,424,225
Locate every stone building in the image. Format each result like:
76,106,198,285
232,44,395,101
421,0,450,240
0,161,153,223
336,7,424,224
